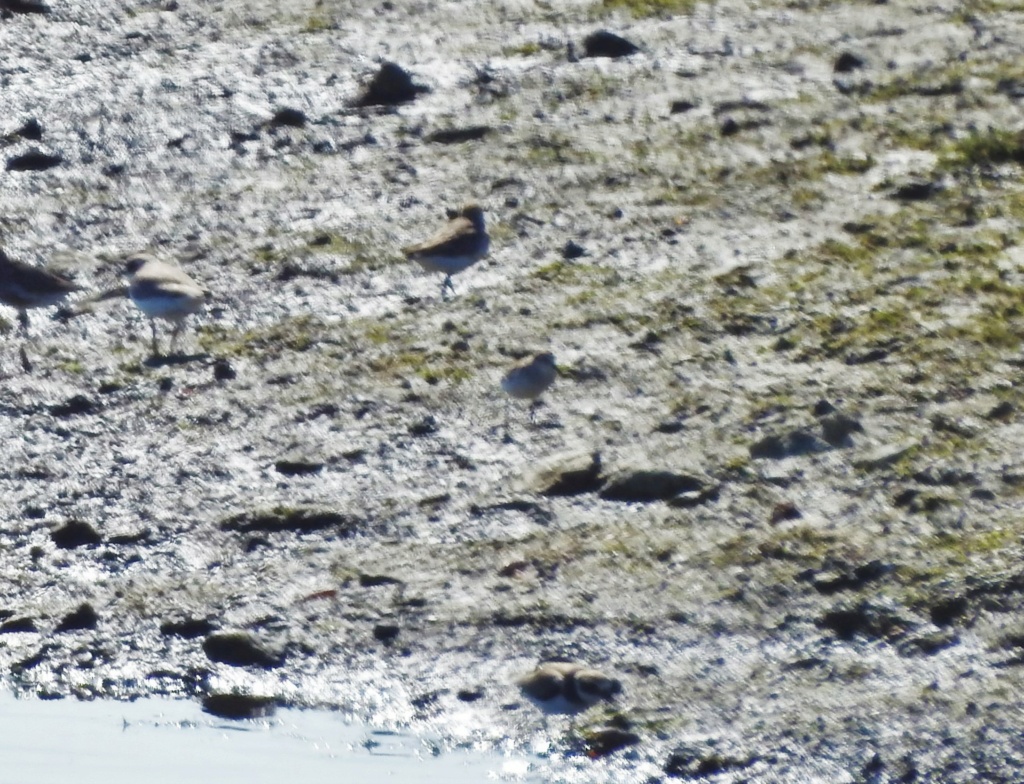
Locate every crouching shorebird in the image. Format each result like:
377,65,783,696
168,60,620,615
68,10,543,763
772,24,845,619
0,248,83,372
517,661,622,715
501,351,557,429
402,204,489,299
124,253,207,358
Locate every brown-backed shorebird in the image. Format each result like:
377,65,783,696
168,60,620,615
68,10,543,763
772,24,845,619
0,248,83,371
517,661,622,715
402,204,489,298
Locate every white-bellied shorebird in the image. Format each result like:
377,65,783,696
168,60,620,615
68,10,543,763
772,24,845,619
501,351,557,427
402,204,489,298
124,253,207,357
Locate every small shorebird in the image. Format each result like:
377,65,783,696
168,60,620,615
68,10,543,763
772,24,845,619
124,253,207,357
0,248,83,372
501,352,557,425
517,661,622,715
402,204,489,298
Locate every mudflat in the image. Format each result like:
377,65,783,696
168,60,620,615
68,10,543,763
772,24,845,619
2,0,1024,779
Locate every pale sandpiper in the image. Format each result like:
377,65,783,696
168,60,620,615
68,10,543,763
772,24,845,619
402,204,489,298
501,351,557,424
0,248,83,371
517,661,622,715
124,253,207,357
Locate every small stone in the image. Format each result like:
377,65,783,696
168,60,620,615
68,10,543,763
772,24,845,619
48,394,98,418
220,506,361,535
562,240,587,260
600,464,709,503
213,358,236,381
0,617,37,634
359,573,403,587
900,629,959,656
833,51,867,73
425,126,491,144
818,598,917,641
812,399,836,416
584,726,641,757
498,560,531,578
0,0,50,13
203,630,285,668
202,693,276,720
274,455,325,476
160,617,217,638
16,118,43,140
408,415,438,436
665,743,757,778
985,400,1014,420
749,429,827,460
269,107,307,128
770,501,801,524
820,412,864,446
6,149,62,171
583,30,640,58
55,603,99,633
890,179,940,202
355,62,429,107
51,520,102,549
720,117,741,136
373,623,400,643
669,99,697,114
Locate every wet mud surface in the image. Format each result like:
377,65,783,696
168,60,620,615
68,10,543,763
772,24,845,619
3,0,1024,780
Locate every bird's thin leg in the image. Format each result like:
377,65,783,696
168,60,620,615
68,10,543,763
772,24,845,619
169,319,183,355
149,319,160,357
503,397,513,443
17,311,32,372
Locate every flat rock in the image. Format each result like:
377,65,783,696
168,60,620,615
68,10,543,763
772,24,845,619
583,30,640,58
599,468,710,504
273,453,326,476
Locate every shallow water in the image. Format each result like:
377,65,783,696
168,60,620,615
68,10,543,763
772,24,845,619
0,692,539,783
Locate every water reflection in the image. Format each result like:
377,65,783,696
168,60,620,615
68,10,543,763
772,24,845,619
0,692,539,783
